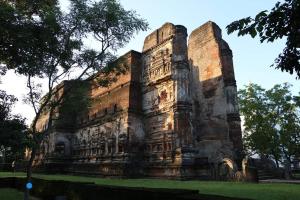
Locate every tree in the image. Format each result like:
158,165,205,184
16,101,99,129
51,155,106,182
226,0,300,78
0,90,28,164
0,0,148,199
239,83,300,176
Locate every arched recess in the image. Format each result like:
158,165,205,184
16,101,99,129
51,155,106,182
54,134,71,156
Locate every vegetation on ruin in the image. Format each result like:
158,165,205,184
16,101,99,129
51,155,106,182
54,80,90,131
238,83,300,176
1,172,300,200
227,0,300,78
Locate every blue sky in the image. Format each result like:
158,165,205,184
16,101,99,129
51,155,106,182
0,0,299,124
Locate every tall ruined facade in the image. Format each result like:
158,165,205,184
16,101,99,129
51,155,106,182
36,21,243,179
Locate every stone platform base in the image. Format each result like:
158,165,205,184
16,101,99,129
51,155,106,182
33,161,217,180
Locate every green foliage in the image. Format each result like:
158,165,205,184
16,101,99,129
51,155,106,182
227,0,300,78
0,89,17,121
239,83,300,166
0,0,148,78
0,90,28,163
0,0,148,133
0,0,63,77
0,0,148,119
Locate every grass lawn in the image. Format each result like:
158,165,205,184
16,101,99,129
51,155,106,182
1,172,300,200
0,188,24,200
0,188,39,200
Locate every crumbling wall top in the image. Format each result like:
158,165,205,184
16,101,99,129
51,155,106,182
189,21,222,45
142,22,187,52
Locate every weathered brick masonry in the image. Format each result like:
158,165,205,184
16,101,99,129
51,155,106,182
35,21,243,179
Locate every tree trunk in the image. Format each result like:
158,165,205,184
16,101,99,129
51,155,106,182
23,99,54,200
284,158,292,180
23,146,36,200
275,158,280,168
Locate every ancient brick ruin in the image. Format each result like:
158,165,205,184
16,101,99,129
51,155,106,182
35,21,243,179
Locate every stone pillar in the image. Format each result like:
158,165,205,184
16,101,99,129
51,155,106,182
105,141,108,155
220,41,243,166
172,25,192,148
115,136,119,154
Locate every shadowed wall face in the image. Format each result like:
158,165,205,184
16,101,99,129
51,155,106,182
188,21,242,163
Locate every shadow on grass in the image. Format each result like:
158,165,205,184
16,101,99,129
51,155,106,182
0,172,300,200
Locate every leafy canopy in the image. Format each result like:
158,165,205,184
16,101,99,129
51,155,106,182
239,83,300,166
0,90,28,162
227,0,300,78
0,0,148,128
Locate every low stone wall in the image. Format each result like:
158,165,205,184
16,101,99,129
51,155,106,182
0,177,251,200
33,162,213,180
